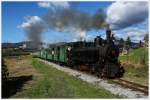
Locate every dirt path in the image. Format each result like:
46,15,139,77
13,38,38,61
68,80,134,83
3,56,42,98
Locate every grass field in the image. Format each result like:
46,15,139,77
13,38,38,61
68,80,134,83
14,58,120,98
4,56,121,98
121,64,148,86
119,47,148,65
119,47,148,86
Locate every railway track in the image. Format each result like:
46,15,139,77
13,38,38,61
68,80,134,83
112,79,148,95
63,64,149,95
39,58,148,95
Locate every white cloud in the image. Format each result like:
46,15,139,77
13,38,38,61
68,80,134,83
127,29,147,42
127,30,146,38
19,16,45,31
106,1,148,30
113,26,148,42
18,16,47,41
38,2,51,8
19,16,44,29
38,2,70,9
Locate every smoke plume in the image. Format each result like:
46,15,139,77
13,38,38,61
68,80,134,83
19,2,148,45
19,2,107,43
43,7,106,41
19,16,47,48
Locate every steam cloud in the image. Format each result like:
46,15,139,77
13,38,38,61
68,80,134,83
19,1,148,45
43,7,106,40
106,2,148,30
19,2,106,43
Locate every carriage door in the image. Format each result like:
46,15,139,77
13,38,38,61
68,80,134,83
57,47,60,60
52,48,54,60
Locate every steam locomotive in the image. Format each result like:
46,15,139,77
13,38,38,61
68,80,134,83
38,29,124,78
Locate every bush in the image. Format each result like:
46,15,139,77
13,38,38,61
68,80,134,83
2,58,9,81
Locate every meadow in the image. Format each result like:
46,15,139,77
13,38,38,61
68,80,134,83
119,47,148,86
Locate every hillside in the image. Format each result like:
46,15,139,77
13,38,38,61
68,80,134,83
119,47,148,86
119,47,148,65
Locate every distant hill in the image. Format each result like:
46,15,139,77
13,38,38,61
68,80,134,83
2,41,44,50
114,39,139,48
2,41,30,49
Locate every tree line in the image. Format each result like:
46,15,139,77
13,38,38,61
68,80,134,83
118,33,148,51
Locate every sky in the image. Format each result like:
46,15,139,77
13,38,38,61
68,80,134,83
2,1,149,43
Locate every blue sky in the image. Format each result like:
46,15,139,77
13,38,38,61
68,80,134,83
2,1,148,43
2,2,49,43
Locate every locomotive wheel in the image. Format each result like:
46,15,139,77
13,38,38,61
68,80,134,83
73,66,79,70
100,68,107,78
95,62,106,78
96,68,102,78
116,67,125,78
90,67,95,74
67,60,74,68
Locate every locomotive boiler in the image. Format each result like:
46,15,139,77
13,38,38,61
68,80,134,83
67,29,124,78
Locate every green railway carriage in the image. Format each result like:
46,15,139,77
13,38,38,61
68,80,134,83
53,47,59,61
40,50,43,58
39,43,72,63
46,48,53,60
41,49,47,59
38,51,42,58
40,50,42,58
59,44,71,63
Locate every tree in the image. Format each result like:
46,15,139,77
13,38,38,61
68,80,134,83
126,36,131,49
125,37,131,61
144,34,148,43
139,40,142,47
2,58,9,81
119,38,124,48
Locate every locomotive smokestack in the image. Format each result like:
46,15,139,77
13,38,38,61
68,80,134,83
106,29,111,43
94,36,102,47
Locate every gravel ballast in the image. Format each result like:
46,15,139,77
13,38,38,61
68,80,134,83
39,59,148,98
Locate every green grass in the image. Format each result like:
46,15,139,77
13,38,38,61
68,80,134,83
119,47,148,65
119,47,148,86
122,64,148,86
13,58,121,98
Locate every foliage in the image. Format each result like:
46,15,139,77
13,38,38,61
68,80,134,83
2,58,9,81
122,64,148,86
118,38,124,49
125,36,131,49
144,34,148,43
2,49,30,57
